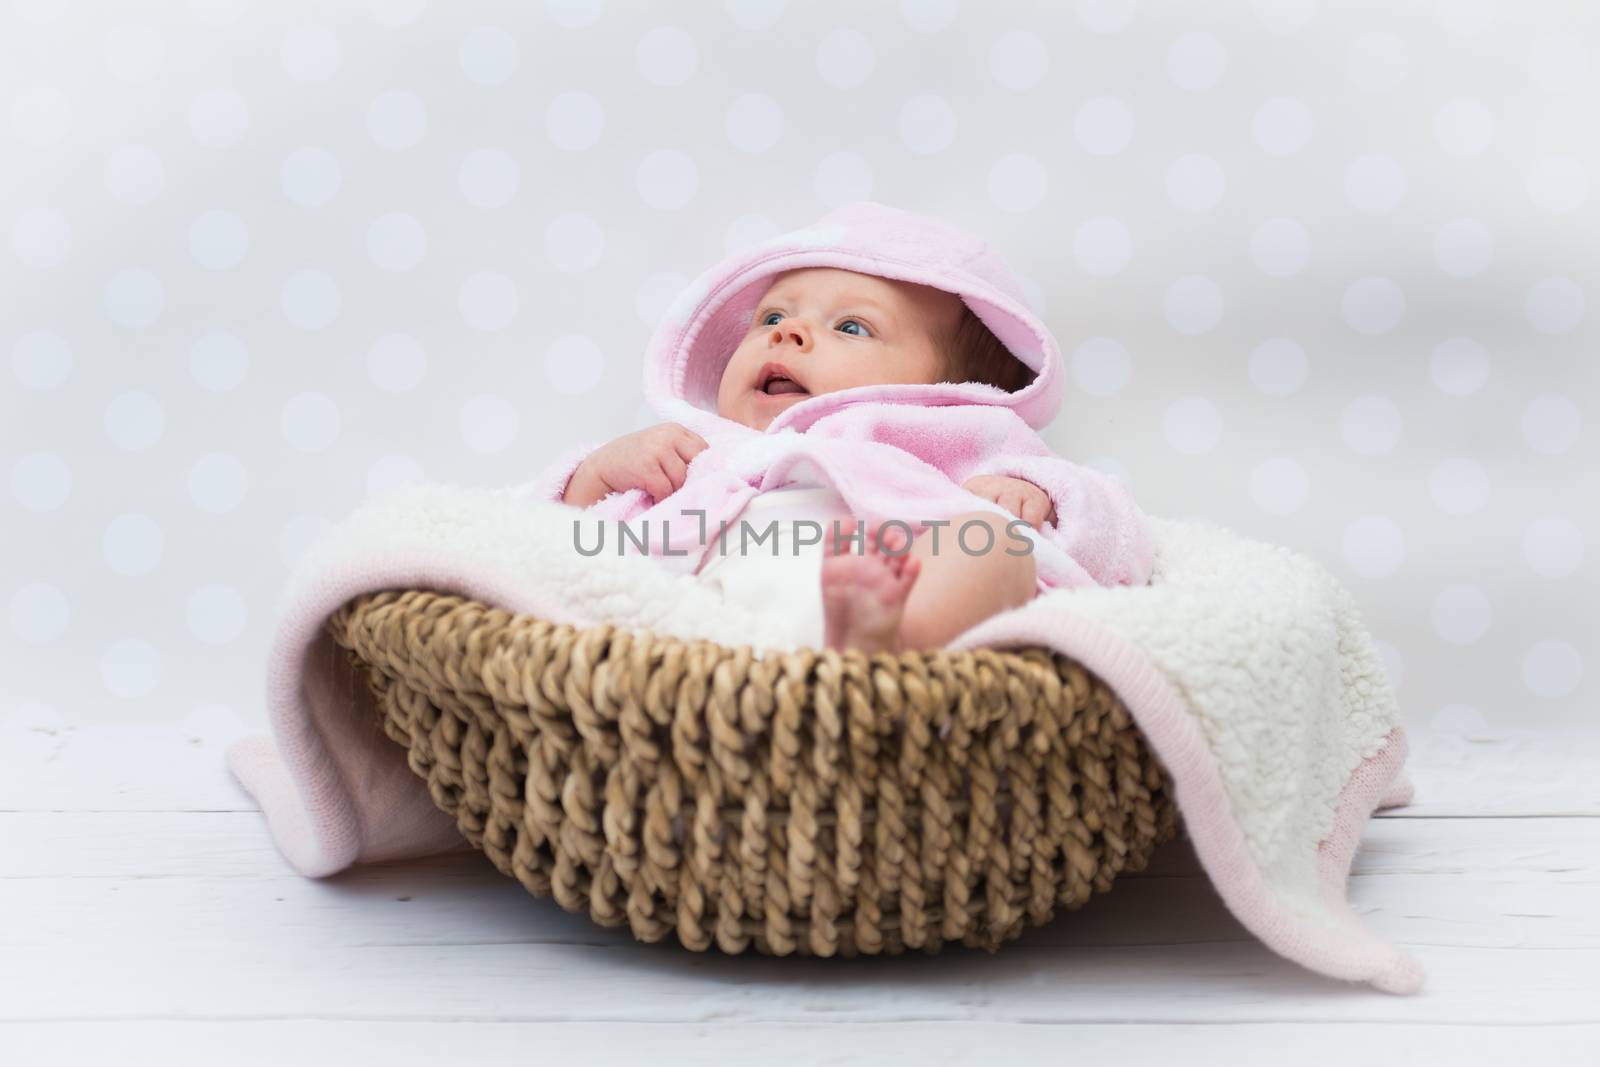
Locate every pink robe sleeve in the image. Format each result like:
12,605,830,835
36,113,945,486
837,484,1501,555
513,440,603,505
964,454,1157,590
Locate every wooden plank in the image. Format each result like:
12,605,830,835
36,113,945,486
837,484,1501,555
2,939,1595,1025
5,1020,1599,1067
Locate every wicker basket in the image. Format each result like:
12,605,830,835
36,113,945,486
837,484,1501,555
326,588,1179,957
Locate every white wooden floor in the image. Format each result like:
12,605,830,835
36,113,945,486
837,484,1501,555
3,714,1597,1066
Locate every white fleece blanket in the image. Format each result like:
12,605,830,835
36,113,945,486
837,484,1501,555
225,480,1424,994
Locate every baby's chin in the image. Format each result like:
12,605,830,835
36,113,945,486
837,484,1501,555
720,384,812,429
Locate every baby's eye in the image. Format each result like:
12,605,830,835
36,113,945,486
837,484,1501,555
759,311,782,326
837,319,870,337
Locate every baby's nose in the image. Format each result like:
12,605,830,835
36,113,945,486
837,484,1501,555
770,319,811,348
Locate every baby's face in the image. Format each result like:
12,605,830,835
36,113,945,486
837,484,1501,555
715,267,964,430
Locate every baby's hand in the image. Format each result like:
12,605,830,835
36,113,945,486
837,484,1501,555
563,422,709,508
961,474,1057,531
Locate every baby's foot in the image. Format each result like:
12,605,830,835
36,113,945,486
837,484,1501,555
822,520,922,653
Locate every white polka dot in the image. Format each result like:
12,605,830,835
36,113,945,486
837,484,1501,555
1250,456,1310,515
367,90,426,150
281,147,341,206
368,333,427,391
188,585,248,644
1526,155,1586,214
1167,31,1227,91
1429,457,1489,515
281,393,341,451
1162,396,1223,454
726,93,783,153
189,453,248,513
190,332,249,391
1432,218,1494,276
1521,642,1583,699
1433,98,1494,155
103,23,165,82
1341,276,1405,334
544,212,604,272
104,391,165,450
102,637,162,699
1522,276,1584,335
1248,338,1308,395
459,272,519,329
1520,393,1580,455
637,270,690,327
988,153,1047,212
279,514,335,571
189,209,249,270
1165,154,1225,212
1252,97,1312,155
1074,97,1133,155
636,26,697,87
189,88,249,147
818,27,875,89
898,94,958,153
12,452,70,511
1249,217,1311,277
13,331,73,390
460,26,518,85
1339,395,1403,455
1429,336,1489,395
1522,516,1584,578
458,148,519,208
282,24,339,82
1253,0,1316,33
637,149,698,210
1343,515,1406,576
1070,337,1131,396
13,208,71,268
1346,31,1408,92
103,513,164,576
899,0,958,33
1432,584,1491,644
366,212,427,271
281,269,341,329
814,152,873,206
1344,154,1407,212
12,85,72,145
546,90,604,150
1073,217,1132,277
1531,32,1587,90
544,0,604,28
104,269,165,328
367,456,427,497
1076,0,1138,32
458,393,518,452
544,334,606,394
369,0,427,28
1163,275,1223,334
1435,0,1496,34
105,145,164,204
989,30,1048,90
9,584,69,642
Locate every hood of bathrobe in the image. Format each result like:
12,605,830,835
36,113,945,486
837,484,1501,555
639,200,1066,436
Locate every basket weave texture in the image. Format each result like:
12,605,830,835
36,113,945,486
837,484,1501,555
327,589,1179,957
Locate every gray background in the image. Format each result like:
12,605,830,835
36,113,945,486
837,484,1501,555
3,0,1594,744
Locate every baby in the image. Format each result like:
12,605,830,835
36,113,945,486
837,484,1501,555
541,201,1156,654
564,267,1067,653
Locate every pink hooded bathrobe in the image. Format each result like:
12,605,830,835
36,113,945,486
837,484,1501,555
521,200,1157,594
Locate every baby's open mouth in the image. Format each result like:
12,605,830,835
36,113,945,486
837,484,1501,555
757,362,809,396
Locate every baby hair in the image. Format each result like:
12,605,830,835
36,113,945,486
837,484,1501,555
938,303,1036,394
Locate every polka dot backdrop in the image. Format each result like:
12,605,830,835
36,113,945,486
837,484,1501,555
2,0,1595,739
